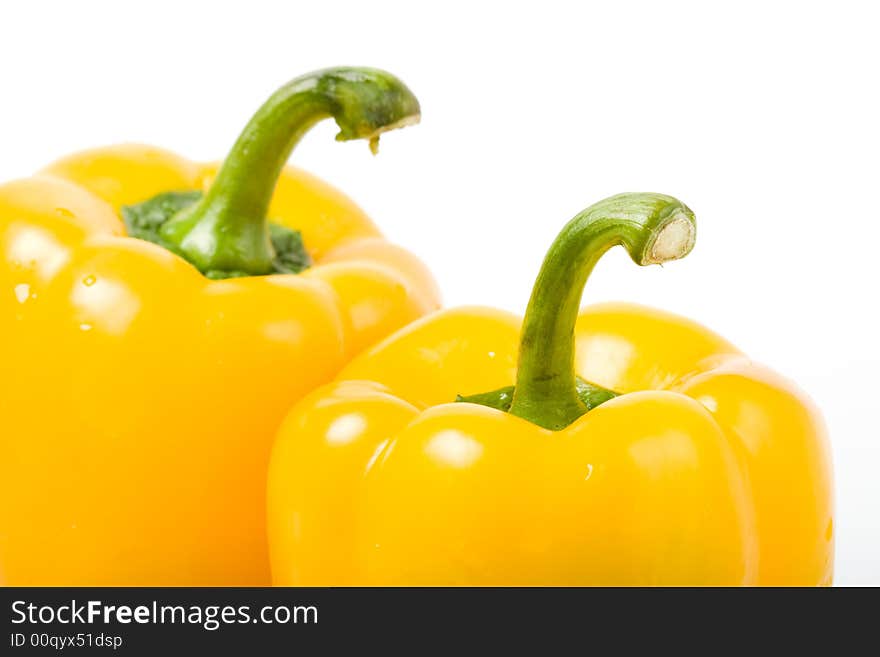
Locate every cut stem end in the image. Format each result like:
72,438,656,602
644,211,696,264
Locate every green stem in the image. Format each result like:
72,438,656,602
159,67,421,277
508,193,696,430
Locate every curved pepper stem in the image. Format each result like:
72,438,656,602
508,193,697,430
159,67,421,277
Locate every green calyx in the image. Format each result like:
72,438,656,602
458,193,696,431
456,378,618,414
124,67,421,279
122,192,310,279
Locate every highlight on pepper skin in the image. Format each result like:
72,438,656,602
267,193,833,587
0,67,440,586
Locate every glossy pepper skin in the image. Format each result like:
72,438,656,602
0,68,439,585
268,193,833,586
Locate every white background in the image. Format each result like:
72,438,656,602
1,1,877,584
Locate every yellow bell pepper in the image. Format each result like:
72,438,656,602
0,67,439,585
268,193,833,586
